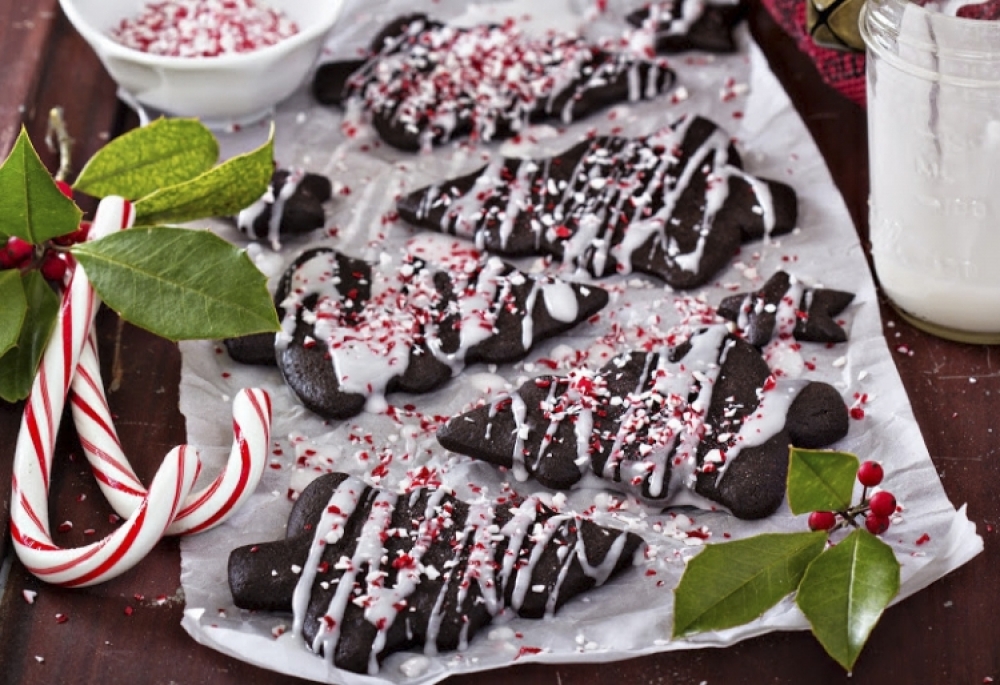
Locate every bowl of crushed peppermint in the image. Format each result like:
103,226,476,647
59,0,344,126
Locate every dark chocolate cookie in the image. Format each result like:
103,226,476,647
229,472,643,674
398,115,797,289
226,236,609,419
437,324,848,519
717,270,855,346
237,168,332,249
312,14,675,150
626,0,748,54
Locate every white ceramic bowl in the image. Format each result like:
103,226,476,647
59,0,344,125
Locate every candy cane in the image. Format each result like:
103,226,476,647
10,196,271,586
70,332,272,536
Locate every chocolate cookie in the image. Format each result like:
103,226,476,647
237,168,332,249
717,270,855,346
398,115,797,289
626,0,748,54
226,236,609,419
312,14,675,150
229,472,643,674
437,325,848,519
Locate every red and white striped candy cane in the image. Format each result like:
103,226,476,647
70,331,271,535
11,196,271,587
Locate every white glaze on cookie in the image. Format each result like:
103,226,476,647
411,116,781,282
289,474,639,674
476,325,810,509
344,16,673,149
276,236,596,413
237,169,305,251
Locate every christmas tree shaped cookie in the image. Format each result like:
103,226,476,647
398,115,797,289
437,325,848,519
716,270,855,346
312,13,675,150
229,472,642,674
226,236,609,419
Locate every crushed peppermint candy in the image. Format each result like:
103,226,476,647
109,0,299,58
342,16,672,148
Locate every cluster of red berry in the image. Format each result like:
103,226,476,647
0,181,87,284
808,460,898,536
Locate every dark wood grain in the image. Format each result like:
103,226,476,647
0,3,996,684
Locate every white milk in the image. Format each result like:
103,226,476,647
863,0,1000,341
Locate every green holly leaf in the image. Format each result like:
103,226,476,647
73,118,219,201
787,448,860,515
133,128,273,226
0,271,60,402
70,226,279,341
796,529,900,671
0,270,28,358
673,531,827,637
0,127,83,243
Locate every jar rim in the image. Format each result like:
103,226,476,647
862,0,1000,54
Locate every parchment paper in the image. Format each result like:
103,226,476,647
174,1,983,682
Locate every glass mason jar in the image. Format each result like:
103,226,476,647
861,0,1000,343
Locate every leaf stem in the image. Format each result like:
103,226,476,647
45,107,73,183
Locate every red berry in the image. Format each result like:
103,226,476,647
0,248,14,270
869,490,897,518
55,180,73,199
6,237,34,265
52,223,91,247
40,253,68,281
857,460,884,487
808,511,837,531
865,514,891,535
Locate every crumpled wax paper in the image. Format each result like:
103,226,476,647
172,1,983,683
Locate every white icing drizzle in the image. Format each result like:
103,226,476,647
237,169,305,251
734,274,805,339
508,513,566,611
237,192,270,239
291,476,365,640
710,379,810,481
311,487,397,669
774,278,805,338
344,18,671,148
485,324,811,507
646,0,709,37
509,393,530,482
411,116,782,280
267,169,304,252
276,237,588,413
366,487,449,673
545,525,630,615
289,475,636,672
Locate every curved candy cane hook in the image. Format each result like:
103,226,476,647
10,196,271,587
71,333,272,536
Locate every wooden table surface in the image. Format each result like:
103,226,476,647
0,2,996,683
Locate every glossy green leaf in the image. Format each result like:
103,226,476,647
73,118,219,201
787,448,860,515
0,127,83,243
796,529,900,671
0,270,28,357
133,128,273,226
673,531,827,637
70,226,279,341
0,271,60,402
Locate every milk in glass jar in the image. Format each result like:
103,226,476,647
861,0,1000,343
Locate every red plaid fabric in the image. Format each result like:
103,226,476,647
760,0,867,107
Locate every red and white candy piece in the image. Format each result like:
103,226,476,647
10,196,272,587
71,332,271,536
